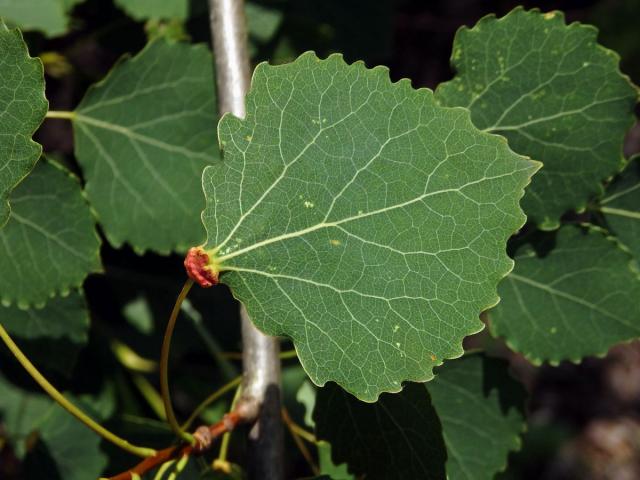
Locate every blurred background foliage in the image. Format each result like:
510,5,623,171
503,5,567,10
0,0,639,479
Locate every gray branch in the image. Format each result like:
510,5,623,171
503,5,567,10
207,1,283,478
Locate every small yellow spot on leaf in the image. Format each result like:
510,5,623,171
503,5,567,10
329,239,341,246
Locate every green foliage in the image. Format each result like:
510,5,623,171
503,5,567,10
436,7,638,229
114,0,188,21
0,374,107,478
0,19,47,228
314,382,447,480
0,4,639,479
490,226,640,364
73,40,219,254
0,0,83,37
245,2,282,44
202,52,537,400
600,155,640,259
26,403,108,480
0,291,89,373
0,290,88,342
0,160,101,307
429,354,526,480
312,354,525,480
317,442,354,480
0,373,52,457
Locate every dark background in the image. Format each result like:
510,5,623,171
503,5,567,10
3,0,640,479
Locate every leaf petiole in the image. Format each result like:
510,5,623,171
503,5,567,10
0,322,156,458
45,110,76,120
181,375,242,431
160,278,195,444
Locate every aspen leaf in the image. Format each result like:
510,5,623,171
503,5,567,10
199,52,538,400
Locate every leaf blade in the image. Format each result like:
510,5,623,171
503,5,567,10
202,52,538,400
73,40,219,254
600,155,640,260
490,226,640,363
0,161,101,307
314,382,447,480
429,354,526,480
436,7,638,228
0,20,47,228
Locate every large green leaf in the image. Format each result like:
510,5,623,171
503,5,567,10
0,20,47,228
0,290,88,341
0,373,52,457
312,355,525,480
114,0,188,21
436,7,638,229
0,291,90,374
429,354,526,480
73,40,218,254
314,382,447,480
200,52,538,401
296,382,354,480
600,155,640,259
0,375,107,478
0,161,101,308
25,403,108,480
0,0,83,37
490,226,640,364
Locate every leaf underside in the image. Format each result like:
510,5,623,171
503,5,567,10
74,40,219,254
0,161,101,307
436,7,638,229
202,52,538,400
600,155,640,260
0,19,47,228
490,226,640,364
428,354,526,480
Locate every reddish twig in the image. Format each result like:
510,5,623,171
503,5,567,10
107,411,242,480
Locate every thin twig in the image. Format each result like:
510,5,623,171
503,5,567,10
105,411,242,480
290,422,317,445
131,374,166,421
282,407,319,475
213,383,243,472
0,323,156,458
181,376,242,431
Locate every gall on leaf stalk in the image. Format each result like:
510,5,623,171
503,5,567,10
184,246,220,287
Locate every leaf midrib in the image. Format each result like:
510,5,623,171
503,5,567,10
74,113,211,160
216,170,520,264
509,272,639,330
